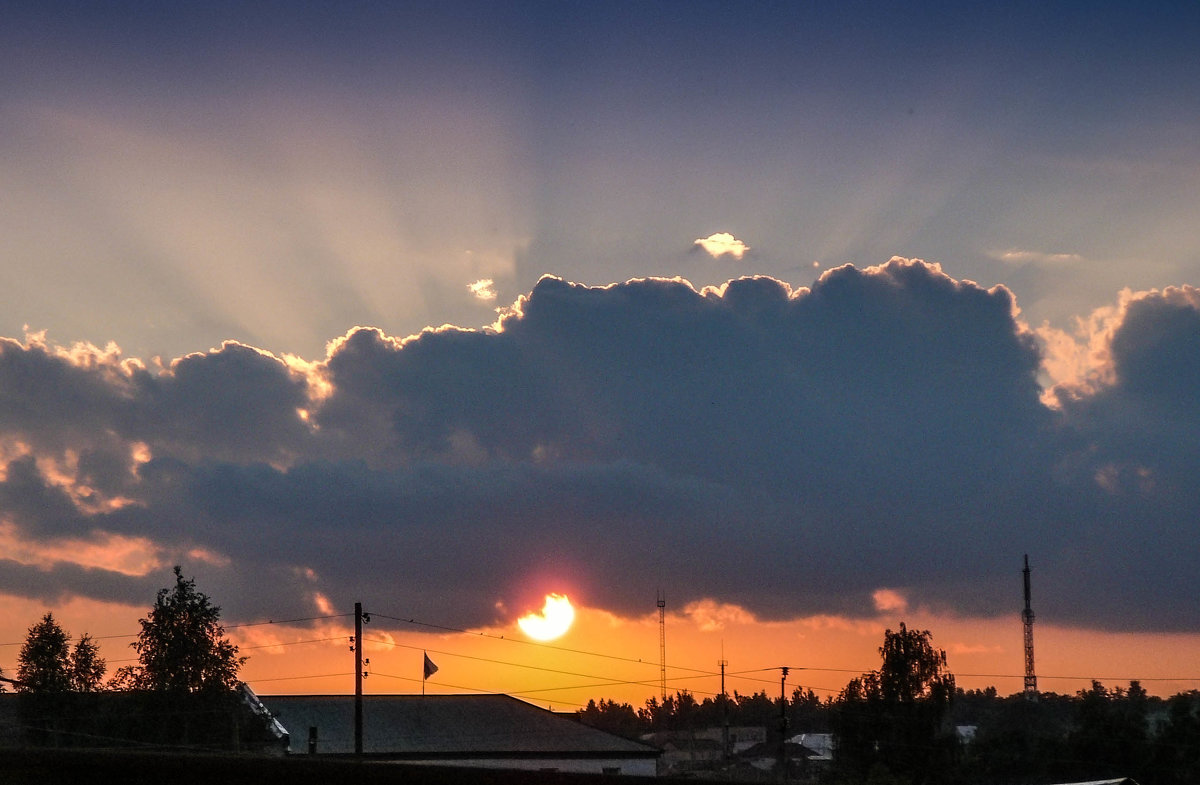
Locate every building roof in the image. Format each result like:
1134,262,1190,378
261,694,660,758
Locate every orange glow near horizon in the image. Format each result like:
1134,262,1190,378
4,594,1200,710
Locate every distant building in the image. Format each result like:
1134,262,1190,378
640,732,725,775
638,729,777,777
736,738,821,774
262,694,660,776
693,725,767,754
789,732,834,762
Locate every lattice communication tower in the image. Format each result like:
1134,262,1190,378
1022,554,1037,698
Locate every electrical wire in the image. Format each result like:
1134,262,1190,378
0,613,349,649
7,603,1200,700
364,610,721,678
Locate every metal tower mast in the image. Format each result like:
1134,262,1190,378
1022,555,1037,698
657,590,667,701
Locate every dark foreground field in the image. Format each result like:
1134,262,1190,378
0,749,666,785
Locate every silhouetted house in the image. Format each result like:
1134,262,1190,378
0,692,20,748
262,694,660,776
640,732,725,775
788,732,834,762
639,726,767,776
0,684,288,753
736,738,820,775
693,725,766,754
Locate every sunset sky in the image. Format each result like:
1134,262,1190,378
2,2,1200,709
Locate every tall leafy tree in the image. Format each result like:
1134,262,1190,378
1150,690,1200,785
69,633,107,692
1069,680,1151,781
119,566,245,693
16,613,72,693
833,623,957,784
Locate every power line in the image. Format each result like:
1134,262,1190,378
363,633,724,692
7,603,1200,698
0,613,350,649
241,636,345,651
226,613,351,629
246,672,353,684
365,611,706,673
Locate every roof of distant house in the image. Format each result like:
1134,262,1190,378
261,694,661,758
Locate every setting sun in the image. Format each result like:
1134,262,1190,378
517,593,575,641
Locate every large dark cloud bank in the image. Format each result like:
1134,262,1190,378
1,259,1197,633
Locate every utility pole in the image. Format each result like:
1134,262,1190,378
779,666,789,782
657,591,667,702
1022,555,1037,700
719,651,730,762
354,602,364,754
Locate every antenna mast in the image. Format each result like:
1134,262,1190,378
1022,555,1037,699
657,590,667,701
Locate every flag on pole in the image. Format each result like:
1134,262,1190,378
423,652,438,680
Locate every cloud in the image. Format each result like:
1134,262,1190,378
694,232,749,259
990,248,1085,266
872,589,908,613
0,261,1197,634
683,599,757,632
468,278,498,301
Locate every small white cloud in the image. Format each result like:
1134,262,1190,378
694,232,749,259
468,278,497,301
991,248,1084,266
872,588,908,613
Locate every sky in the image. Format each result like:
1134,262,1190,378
2,1,1200,707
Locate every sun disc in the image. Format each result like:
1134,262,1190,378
517,593,575,641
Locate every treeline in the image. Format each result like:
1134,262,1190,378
952,682,1200,785
1,567,279,751
577,624,1200,785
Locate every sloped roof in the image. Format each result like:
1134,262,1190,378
262,694,659,758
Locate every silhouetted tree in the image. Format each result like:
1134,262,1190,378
788,686,831,733
833,622,956,784
1068,680,1150,781
578,698,645,739
733,689,780,729
957,690,1074,784
115,565,245,693
638,690,701,731
17,613,72,693
69,633,106,692
1149,690,1200,785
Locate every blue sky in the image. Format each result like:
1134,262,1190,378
2,1,1197,359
